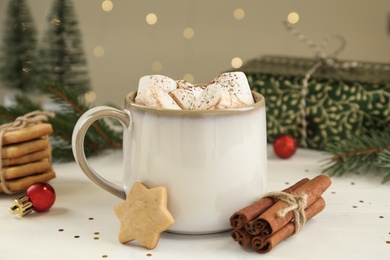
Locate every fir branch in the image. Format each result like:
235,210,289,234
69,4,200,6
43,84,122,161
45,84,86,114
378,150,390,168
0,94,41,123
0,84,122,162
378,150,390,183
322,128,390,183
43,83,120,148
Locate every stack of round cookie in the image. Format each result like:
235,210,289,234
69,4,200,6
0,123,56,193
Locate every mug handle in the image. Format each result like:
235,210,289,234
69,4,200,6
72,106,130,200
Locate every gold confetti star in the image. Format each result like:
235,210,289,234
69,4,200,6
114,182,174,249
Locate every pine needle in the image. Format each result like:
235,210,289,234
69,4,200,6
322,127,390,183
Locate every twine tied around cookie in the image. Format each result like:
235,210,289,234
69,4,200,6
261,191,308,234
0,110,55,194
283,21,358,147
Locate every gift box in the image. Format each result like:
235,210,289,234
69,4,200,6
240,55,390,150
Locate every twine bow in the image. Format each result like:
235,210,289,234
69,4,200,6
0,111,55,194
283,21,358,147
262,191,308,234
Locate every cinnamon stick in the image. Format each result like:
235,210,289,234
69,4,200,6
245,175,331,236
230,178,309,229
251,197,326,253
231,228,253,247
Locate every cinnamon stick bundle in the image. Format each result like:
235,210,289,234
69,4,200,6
251,197,326,253
230,178,309,229
245,175,331,236
230,175,331,254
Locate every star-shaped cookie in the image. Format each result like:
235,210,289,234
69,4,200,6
114,182,174,249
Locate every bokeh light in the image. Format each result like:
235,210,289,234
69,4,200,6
183,73,194,83
84,91,97,103
233,8,245,20
183,27,195,39
231,57,243,68
151,61,163,72
287,12,300,24
93,46,105,57
146,13,158,25
101,0,113,12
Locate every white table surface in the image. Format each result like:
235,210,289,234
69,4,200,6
1,145,390,260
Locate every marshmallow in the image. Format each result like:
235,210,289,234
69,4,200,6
135,72,254,110
135,85,182,110
211,72,254,105
138,75,177,95
190,83,247,110
170,84,205,110
176,79,194,89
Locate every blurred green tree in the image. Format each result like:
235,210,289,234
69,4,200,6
0,0,37,92
34,0,91,95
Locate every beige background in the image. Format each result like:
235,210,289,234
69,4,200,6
0,0,389,107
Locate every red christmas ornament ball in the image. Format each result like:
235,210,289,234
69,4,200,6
273,134,298,159
26,182,56,212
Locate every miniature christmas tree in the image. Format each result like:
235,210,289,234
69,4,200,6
0,0,38,92
34,0,91,95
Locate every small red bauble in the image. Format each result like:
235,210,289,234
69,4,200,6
273,134,298,159
26,182,56,212
9,182,56,216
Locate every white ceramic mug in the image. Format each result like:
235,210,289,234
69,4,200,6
72,91,267,234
